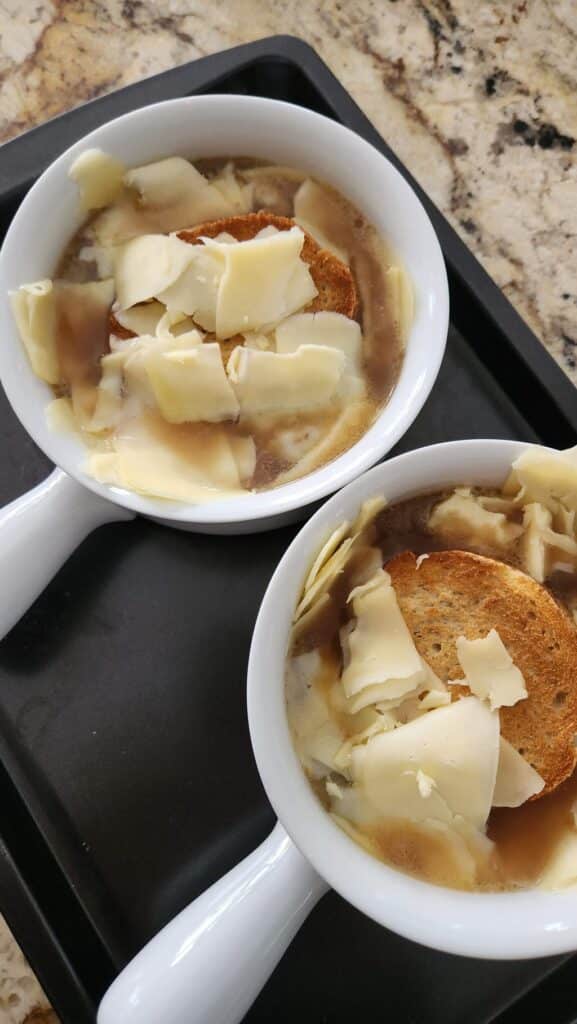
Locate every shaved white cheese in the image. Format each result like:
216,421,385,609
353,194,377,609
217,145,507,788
521,501,577,582
538,831,577,890
352,496,387,535
229,435,256,486
303,521,351,595
351,696,500,829
275,312,362,374
156,245,225,332
341,570,426,698
429,490,523,549
273,400,372,487
285,652,345,775
456,629,527,711
521,502,552,582
87,352,125,432
293,179,349,263
90,198,154,247
385,265,414,345
227,344,344,416
124,157,233,232
88,421,243,502
69,148,125,211
211,162,253,214
10,279,59,384
415,769,436,798
294,536,356,621
512,446,577,513
153,310,200,344
493,738,544,807
419,689,451,710
79,243,115,278
144,342,239,424
203,227,317,338
416,553,429,569
46,397,76,435
334,710,397,771
114,234,196,309
113,301,165,338
348,677,423,715
242,332,274,351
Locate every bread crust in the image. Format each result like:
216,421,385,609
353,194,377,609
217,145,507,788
110,212,358,340
386,548,577,797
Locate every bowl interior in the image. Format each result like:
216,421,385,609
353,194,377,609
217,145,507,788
0,95,448,526
248,439,577,959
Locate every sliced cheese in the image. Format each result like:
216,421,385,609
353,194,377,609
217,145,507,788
493,737,545,807
352,496,387,536
351,696,500,829
114,234,196,309
90,197,154,247
456,629,528,711
79,243,115,278
87,351,125,432
124,157,232,232
203,227,317,338
303,521,351,595
538,831,577,890
521,501,577,582
227,344,344,416
88,421,243,502
286,651,345,775
10,279,59,384
113,301,165,338
69,148,125,211
512,446,577,513
275,312,362,375
346,677,423,716
293,178,349,264
274,400,374,487
521,502,552,583
294,536,356,621
211,162,253,214
229,434,256,486
156,244,224,332
429,490,523,549
334,710,397,771
341,570,425,698
144,342,239,424
385,265,414,345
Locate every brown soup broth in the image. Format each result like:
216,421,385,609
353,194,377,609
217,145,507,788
55,159,405,491
289,490,577,892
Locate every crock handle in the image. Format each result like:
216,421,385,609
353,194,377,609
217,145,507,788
0,468,133,641
98,822,328,1024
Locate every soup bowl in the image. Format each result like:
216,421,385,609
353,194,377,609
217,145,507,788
0,94,448,639
98,439,577,1024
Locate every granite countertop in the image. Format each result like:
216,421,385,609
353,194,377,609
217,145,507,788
0,0,575,1020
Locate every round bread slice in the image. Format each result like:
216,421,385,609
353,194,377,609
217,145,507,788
111,212,358,340
178,212,358,318
386,549,577,797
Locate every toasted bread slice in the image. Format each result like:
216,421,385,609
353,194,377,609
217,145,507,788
178,212,358,318
386,549,577,797
110,212,358,343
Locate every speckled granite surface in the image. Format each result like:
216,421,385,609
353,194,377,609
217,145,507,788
1,0,576,385
0,0,575,1018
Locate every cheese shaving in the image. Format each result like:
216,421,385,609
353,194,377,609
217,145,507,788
456,629,528,711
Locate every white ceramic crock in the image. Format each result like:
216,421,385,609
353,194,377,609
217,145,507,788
98,439,577,1024
0,94,448,640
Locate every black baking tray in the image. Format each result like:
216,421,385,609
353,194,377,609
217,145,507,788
1,35,577,1024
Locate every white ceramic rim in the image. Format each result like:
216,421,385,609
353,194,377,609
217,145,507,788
0,95,449,526
248,439,577,960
